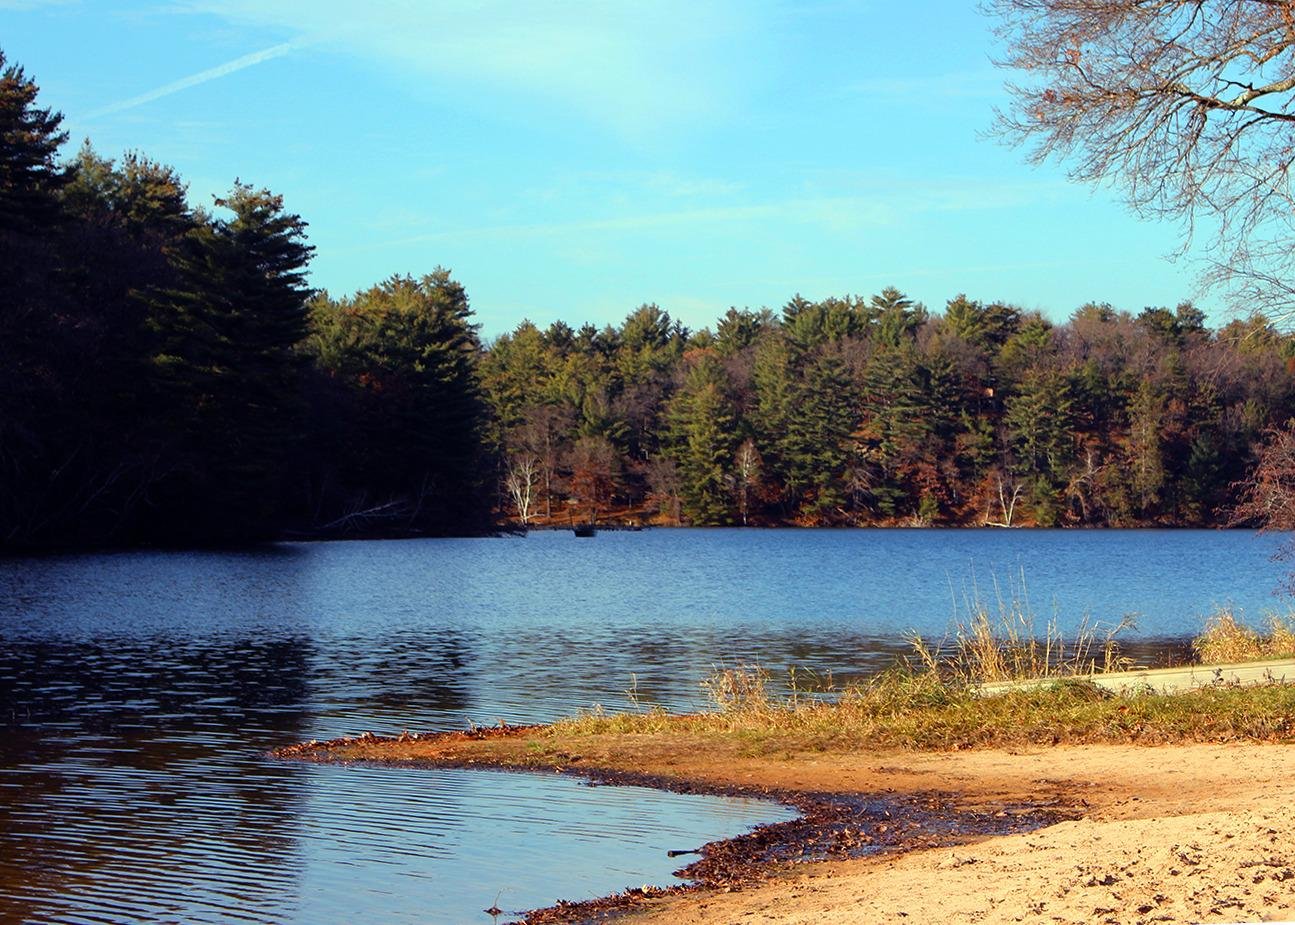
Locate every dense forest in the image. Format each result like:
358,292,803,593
486,297,1295,529
5,49,1295,551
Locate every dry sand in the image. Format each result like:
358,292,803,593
619,743,1295,925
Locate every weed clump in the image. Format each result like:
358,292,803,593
701,665,773,713
908,574,1135,684
1194,609,1295,664
546,592,1295,754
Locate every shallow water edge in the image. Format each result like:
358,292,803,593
274,728,1078,924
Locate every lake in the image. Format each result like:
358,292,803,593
0,528,1287,923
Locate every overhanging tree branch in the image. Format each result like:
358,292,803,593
986,0,1295,318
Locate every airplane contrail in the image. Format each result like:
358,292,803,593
85,41,297,119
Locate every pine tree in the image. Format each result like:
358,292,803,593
1005,369,1075,524
667,356,737,524
784,351,857,520
856,345,929,516
0,50,67,233
304,271,492,534
714,307,768,357
479,320,558,431
0,50,70,546
145,184,313,541
1126,378,1166,518
751,332,796,507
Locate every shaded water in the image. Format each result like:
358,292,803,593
0,529,1286,922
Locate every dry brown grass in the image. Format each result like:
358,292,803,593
542,596,1295,755
701,664,774,712
909,577,1135,684
911,608,1134,683
1194,609,1295,664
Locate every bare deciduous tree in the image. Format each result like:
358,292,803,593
1232,419,1295,529
984,469,1024,527
503,452,540,524
567,435,619,518
730,438,763,526
986,0,1295,316
1230,419,1295,591
514,403,573,519
645,455,683,525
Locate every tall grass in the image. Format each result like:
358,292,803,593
547,663,1295,752
1194,609,1295,664
910,574,1135,684
701,663,773,712
540,591,1295,753
691,580,1134,726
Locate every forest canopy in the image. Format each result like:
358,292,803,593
0,49,491,549
485,295,1295,529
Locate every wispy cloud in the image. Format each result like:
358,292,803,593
355,201,866,250
84,40,297,119
179,1,755,137
0,0,77,8
356,178,1068,251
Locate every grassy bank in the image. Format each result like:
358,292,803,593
532,610,1295,754
543,673,1295,754
284,673,1295,778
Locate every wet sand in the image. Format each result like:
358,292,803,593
276,730,1295,924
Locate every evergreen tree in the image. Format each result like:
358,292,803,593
305,271,491,535
145,184,313,541
714,307,768,356
479,320,558,431
1005,369,1075,524
943,294,1020,348
1125,377,1166,518
0,50,66,232
857,344,931,516
666,355,737,524
751,332,796,507
0,51,71,546
784,351,857,520
872,288,926,347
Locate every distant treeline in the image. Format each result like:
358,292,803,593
5,49,1295,552
485,296,1295,528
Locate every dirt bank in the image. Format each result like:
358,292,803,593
276,730,1295,924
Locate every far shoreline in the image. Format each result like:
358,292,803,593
2,520,1268,560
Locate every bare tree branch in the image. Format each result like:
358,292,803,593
986,0,1295,319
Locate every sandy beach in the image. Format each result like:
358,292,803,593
618,744,1295,925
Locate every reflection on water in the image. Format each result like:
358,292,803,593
0,529,1285,922
0,631,792,923
0,634,310,924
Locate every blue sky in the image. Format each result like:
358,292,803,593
3,1,1205,337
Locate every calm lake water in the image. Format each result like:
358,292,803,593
1,528,1288,923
